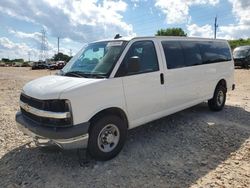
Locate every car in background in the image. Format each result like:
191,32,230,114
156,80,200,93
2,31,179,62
31,61,48,70
49,61,66,70
233,46,250,69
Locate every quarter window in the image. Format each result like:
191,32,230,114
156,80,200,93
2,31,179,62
199,41,231,64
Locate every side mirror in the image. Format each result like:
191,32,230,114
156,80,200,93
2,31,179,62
127,56,140,73
93,47,99,52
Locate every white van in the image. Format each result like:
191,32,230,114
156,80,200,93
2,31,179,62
16,36,234,160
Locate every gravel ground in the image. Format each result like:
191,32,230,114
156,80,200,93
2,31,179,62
0,67,249,188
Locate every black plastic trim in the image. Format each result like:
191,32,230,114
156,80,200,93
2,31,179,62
16,111,90,139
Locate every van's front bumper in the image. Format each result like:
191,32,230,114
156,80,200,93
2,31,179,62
15,111,90,150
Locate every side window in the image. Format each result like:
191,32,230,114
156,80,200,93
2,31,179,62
161,41,185,69
180,41,202,66
116,41,159,76
199,41,232,64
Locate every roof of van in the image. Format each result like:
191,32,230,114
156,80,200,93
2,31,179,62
234,45,250,51
94,36,227,43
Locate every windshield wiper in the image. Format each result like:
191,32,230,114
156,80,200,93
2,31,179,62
87,73,106,78
63,71,106,78
63,71,86,78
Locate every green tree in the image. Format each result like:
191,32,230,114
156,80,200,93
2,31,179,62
11,59,24,63
228,38,250,49
52,53,72,62
1,58,11,62
156,28,187,37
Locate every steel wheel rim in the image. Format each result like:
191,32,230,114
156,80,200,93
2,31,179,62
217,90,224,106
98,124,120,153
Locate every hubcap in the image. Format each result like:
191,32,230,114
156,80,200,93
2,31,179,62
217,90,224,106
98,124,120,153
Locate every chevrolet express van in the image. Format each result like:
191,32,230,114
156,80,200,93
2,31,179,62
233,45,250,68
16,36,234,160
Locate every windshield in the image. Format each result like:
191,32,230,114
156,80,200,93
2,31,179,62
233,49,249,58
61,41,127,78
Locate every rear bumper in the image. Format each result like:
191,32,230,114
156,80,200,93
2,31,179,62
16,111,90,149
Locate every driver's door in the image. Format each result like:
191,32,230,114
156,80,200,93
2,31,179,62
115,40,166,128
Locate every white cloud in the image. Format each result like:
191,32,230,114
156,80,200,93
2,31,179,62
0,37,39,60
187,24,214,38
0,0,134,43
229,0,250,25
216,0,250,39
186,0,250,40
218,24,250,39
0,36,76,61
9,29,41,42
155,0,219,24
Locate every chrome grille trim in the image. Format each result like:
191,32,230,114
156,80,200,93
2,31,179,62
20,101,70,119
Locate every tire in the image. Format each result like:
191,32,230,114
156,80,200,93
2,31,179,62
243,62,248,69
208,85,227,111
87,115,127,161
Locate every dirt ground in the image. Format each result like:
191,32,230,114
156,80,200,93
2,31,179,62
0,67,249,188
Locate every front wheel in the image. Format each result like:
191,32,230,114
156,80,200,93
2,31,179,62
208,85,226,111
87,115,127,161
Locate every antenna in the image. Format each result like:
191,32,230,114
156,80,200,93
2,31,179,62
39,29,48,61
214,16,218,39
114,34,122,39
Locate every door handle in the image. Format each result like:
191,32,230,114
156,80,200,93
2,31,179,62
160,73,164,85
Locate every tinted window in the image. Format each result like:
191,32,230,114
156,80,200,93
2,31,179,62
180,41,202,66
199,41,231,64
116,41,159,76
161,41,185,69
162,40,232,69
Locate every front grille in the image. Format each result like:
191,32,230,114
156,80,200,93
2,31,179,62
20,93,72,127
20,93,44,110
21,108,71,127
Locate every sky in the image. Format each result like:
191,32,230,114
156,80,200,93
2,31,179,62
0,0,250,61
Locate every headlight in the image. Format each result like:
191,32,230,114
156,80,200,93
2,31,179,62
44,99,71,112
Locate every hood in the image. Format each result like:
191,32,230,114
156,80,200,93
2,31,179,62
233,56,245,60
22,75,99,99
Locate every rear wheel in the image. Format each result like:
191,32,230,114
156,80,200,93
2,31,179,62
208,85,226,111
87,115,127,161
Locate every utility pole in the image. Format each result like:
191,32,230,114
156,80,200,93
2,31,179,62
69,49,72,57
214,16,218,39
57,37,60,54
28,51,31,62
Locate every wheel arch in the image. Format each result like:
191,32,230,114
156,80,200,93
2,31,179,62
89,107,129,129
216,79,227,92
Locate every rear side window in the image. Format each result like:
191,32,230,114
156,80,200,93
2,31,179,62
180,41,202,66
162,40,231,69
161,41,185,69
199,41,232,64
